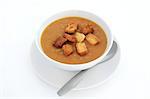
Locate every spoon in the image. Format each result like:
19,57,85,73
57,41,118,96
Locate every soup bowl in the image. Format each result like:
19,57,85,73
35,10,113,71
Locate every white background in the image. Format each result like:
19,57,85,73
0,0,150,98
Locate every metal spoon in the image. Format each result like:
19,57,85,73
57,41,118,96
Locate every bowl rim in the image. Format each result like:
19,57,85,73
35,10,113,71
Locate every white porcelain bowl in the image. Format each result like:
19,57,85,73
35,10,113,71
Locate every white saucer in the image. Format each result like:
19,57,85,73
30,40,120,90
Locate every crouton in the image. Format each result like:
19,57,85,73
75,32,85,42
76,42,88,56
53,37,67,48
86,34,99,45
65,23,78,34
62,44,73,56
78,24,94,35
63,33,76,43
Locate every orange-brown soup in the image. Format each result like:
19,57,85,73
41,17,107,64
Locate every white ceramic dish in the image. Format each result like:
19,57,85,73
35,10,113,71
31,39,120,90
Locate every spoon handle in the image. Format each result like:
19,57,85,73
57,70,87,96
57,41,117,96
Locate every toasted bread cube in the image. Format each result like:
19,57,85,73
77,24,94,35
75,32,85,42
62,44,73,56
53,37,67,48
76,42,88,56
86,34,99,45
63,33,76,43
65,23,78,34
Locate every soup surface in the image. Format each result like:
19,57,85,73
41,17,107,64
